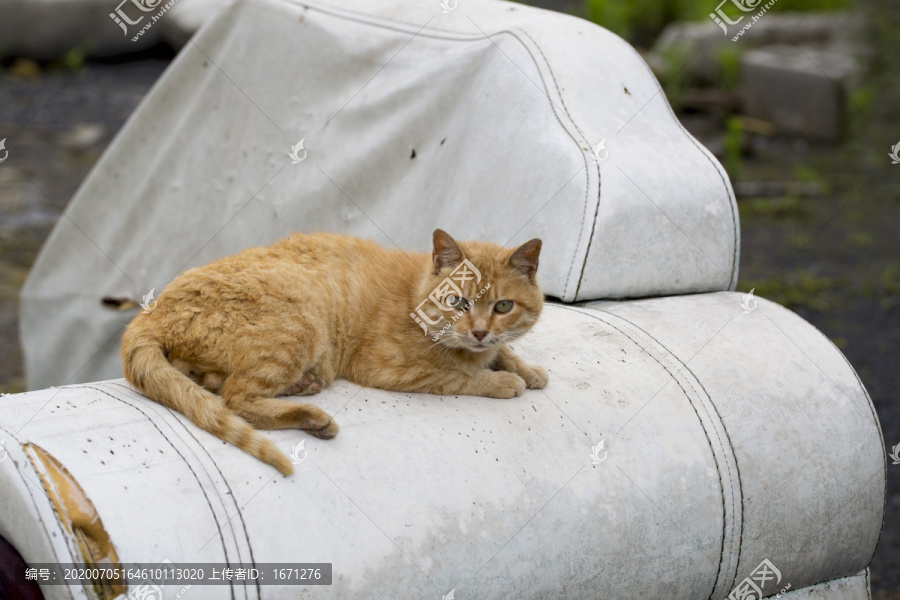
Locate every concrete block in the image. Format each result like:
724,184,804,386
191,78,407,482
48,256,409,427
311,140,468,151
740,44,857,140
651,12,868,86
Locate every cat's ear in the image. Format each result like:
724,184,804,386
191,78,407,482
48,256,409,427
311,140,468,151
509,239,542,281
432,229,464,273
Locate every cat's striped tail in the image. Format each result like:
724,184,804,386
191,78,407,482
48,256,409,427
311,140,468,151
120,331,294,476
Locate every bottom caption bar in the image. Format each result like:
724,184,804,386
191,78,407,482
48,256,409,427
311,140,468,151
18,563,332,586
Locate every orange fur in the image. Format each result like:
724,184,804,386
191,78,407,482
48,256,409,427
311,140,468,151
120,230,547,475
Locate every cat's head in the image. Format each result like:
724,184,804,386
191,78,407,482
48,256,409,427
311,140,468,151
413,229,543,353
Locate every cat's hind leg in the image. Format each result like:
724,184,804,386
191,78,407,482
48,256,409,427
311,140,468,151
220,374,339,439
283,370,326,396
170,357,227,393
281,356,337,396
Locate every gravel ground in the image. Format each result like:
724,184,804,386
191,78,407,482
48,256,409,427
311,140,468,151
0,50,174,390
0,3,897,595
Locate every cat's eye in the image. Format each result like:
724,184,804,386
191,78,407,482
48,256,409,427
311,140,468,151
448,295,470,310
494,300,514,313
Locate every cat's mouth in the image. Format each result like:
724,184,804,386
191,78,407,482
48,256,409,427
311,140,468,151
438,331,497,352
466,339,495,352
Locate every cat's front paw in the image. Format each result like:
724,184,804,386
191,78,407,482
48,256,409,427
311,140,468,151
483,371,527,399
517,364,549,389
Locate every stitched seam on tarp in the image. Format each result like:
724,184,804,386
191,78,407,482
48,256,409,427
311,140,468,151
518,29,598,300
611,303,743,596
277,0,593,301
686,375,744,597
79,384,238,599
557,304,741,599
835,348,885,573
521,19,738,295
627,40,740,290
593,312,738,599
765,300,887,571
107,381,260,598
0,426,71,573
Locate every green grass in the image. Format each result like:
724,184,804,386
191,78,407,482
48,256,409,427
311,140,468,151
742,196,811,219
723,116,744,178
740,270,844,311
583,0,854,44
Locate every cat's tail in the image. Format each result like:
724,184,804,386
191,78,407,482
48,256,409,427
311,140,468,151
120,332,294,476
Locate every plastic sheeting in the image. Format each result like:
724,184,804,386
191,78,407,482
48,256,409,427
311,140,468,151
21,0,738,390
0,294,884,599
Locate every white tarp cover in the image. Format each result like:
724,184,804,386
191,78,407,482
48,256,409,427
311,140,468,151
21,0,738,390
0,295,883,599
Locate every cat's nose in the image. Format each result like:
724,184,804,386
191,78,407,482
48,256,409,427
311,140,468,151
472,330,489,341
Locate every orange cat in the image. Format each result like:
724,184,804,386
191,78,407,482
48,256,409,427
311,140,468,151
120,230,547,475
